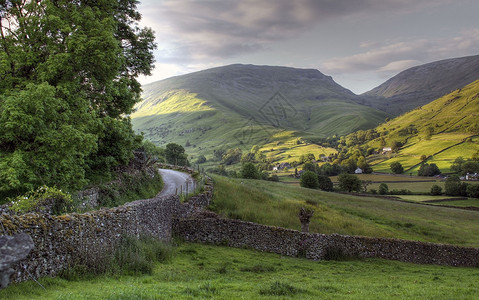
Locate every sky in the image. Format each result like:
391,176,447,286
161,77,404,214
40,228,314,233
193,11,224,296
137,0,479,94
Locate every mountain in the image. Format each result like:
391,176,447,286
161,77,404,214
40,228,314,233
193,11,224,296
356,79,479,174
132,64,389,158
362,55,479,115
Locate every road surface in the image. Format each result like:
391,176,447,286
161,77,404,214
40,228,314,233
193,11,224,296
157,169,196,197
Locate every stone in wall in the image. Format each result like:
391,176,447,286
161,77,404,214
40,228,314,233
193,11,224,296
0,233,34,288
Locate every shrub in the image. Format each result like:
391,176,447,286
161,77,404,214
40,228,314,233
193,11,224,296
241,162,260,179
378,183,389,195
466,184,479,198
9,186,73,215
317,175,333,191
300,171,319,189
430,185,443,196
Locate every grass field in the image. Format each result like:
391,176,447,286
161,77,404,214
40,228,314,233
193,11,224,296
2,242,478,299
329,174,437,183
209,175,479,247
396,195,464,202
430,198,479,208
371,133,478,174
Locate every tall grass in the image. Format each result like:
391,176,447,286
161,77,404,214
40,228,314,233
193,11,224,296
60,235,174,280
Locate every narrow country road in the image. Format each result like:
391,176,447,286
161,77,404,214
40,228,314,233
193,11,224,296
157,169,196,197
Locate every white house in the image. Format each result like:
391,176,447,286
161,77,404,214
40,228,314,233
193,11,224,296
355,167,363,174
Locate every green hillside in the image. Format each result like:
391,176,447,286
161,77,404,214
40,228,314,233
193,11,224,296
357,80,479,173
132,64,389,160
362,55,479,115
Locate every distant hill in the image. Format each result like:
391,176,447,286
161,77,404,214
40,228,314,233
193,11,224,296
355,79,479,174
132,64,388,159
362,55,479,115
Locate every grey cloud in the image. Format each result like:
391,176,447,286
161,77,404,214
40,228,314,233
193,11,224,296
141,0,451,63
321,29,479,75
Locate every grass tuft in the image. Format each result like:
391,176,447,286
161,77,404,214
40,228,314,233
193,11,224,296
259,281,305,296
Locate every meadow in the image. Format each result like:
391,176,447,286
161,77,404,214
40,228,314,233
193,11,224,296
2,242,478,299
209,175,479,247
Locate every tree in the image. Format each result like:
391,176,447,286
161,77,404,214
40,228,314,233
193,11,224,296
466,184,479,198
302,162,317,173
317,175,333,191
195,155,207,164
222,148,242,165
430,185,442,196
418,163,441,176
338,174,362,193
451,157,465,174
379,183,389,195
241,163,260,179
165,143,188,166
0,0,156,195
472,150,479,162
390,162,404,174
445,175,468,196
462,161,479,175
140,139,165,165
300,171,319,189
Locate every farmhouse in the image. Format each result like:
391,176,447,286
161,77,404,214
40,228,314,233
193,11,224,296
355,167,363,174
382,147,392,154
465,173,479,181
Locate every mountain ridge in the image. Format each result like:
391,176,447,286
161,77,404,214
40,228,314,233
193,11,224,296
362,54,479,115
132,64,389,158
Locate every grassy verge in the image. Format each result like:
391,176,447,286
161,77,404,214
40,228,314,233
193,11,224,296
92,169,164,208
2,242,478,299
209,175,479,247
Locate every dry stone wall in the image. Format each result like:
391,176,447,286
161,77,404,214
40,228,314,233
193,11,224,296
0,164,212,284
174,215,479,268
1,195,180,283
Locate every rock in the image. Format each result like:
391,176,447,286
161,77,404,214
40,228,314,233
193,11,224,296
0,233,34,289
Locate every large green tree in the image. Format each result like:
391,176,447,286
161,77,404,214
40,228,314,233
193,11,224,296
0,0,156,196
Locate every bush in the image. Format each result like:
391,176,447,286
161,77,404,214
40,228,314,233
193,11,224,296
430,185,443,196
317,175,333,191
378,183,389,195
300,171,319,189
9,186,73,215
338,174,362,192
466,184,479,198
241,162,260,179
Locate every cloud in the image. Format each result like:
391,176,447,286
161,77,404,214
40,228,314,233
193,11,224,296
139,0,452,64
321,28,479,75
